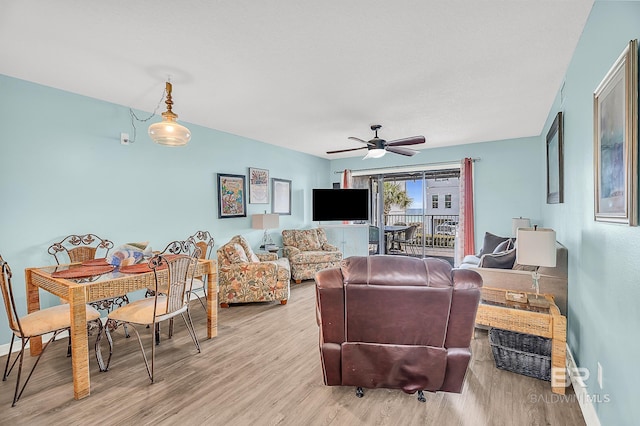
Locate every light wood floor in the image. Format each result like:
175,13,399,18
1,281,586,426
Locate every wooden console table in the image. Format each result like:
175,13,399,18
475,286,567,394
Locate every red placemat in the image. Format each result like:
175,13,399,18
52,265,115,279
81,258,110,266
119,262,168,274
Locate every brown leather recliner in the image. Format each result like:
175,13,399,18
314,255,482,401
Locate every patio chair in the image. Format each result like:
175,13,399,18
368,225,380,255
390,224,418,254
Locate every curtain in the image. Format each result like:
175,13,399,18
457,158,475,265
341,169,352,189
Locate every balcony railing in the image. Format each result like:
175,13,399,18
384,214,459,250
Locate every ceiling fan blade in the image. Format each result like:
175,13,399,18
386,146,417,156
326,146,368,154
386,136,425,146
348,136,372,145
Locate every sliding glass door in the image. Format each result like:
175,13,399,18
361,168,460,264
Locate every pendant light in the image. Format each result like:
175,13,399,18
148,81,191,146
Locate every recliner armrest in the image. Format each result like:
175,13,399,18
315,267,345,344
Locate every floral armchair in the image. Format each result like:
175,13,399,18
282,228,343,283
217,235,291,307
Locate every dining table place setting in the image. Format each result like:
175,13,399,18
51,264,115,279
49,242,155,280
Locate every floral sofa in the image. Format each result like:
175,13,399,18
217,235,291,307
281,228,343,283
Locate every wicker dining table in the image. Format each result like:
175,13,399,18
24,258,217,400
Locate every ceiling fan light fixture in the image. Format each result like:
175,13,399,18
148,81,191,147
363,148,386,159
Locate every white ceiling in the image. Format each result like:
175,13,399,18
0,0,594,159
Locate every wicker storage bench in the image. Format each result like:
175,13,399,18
489,328,552,381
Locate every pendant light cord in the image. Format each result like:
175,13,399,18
128,88,167,143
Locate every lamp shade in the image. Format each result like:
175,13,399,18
252,214,279,230
148,81,191,147
148,115,191,146
511,217,531,237
516,227,556,267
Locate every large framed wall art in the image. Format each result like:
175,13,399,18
217,173,247,218
593,39,638,225
546,111,564,204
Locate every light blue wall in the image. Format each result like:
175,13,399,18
0,74,330,344
541,2,640,424
330,137,544,248
2,4,637,422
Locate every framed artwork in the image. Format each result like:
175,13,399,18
249,167,269,204
593,39,638,225
217,173,247,218
546,111,564,204
272,178,292,215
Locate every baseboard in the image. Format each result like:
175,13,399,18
566,345,601,426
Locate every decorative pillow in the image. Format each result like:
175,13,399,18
107,243,152,267
223,243,249,264
493,239,514,253
234,235,260,262
478,232,511,256
296,229,322,250
479,248,516,269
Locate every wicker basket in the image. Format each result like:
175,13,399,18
489,328,551,381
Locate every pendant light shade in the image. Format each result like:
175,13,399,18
148,82,191,147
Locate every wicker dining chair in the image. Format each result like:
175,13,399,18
186,230,214,311
98,240,201,382
47,234,129,311
0,254,103,406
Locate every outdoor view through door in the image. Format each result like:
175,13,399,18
354,168,460,265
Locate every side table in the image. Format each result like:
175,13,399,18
475,286,567,394
258,245,281,256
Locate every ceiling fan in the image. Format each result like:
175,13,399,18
327,124,425,159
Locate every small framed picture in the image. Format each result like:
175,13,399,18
249,167,269,204
217,173,247,218
272,178,291,215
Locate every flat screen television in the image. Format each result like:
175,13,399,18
312,189,369,221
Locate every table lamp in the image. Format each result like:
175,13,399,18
516,226,556,307
252,213,280,248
